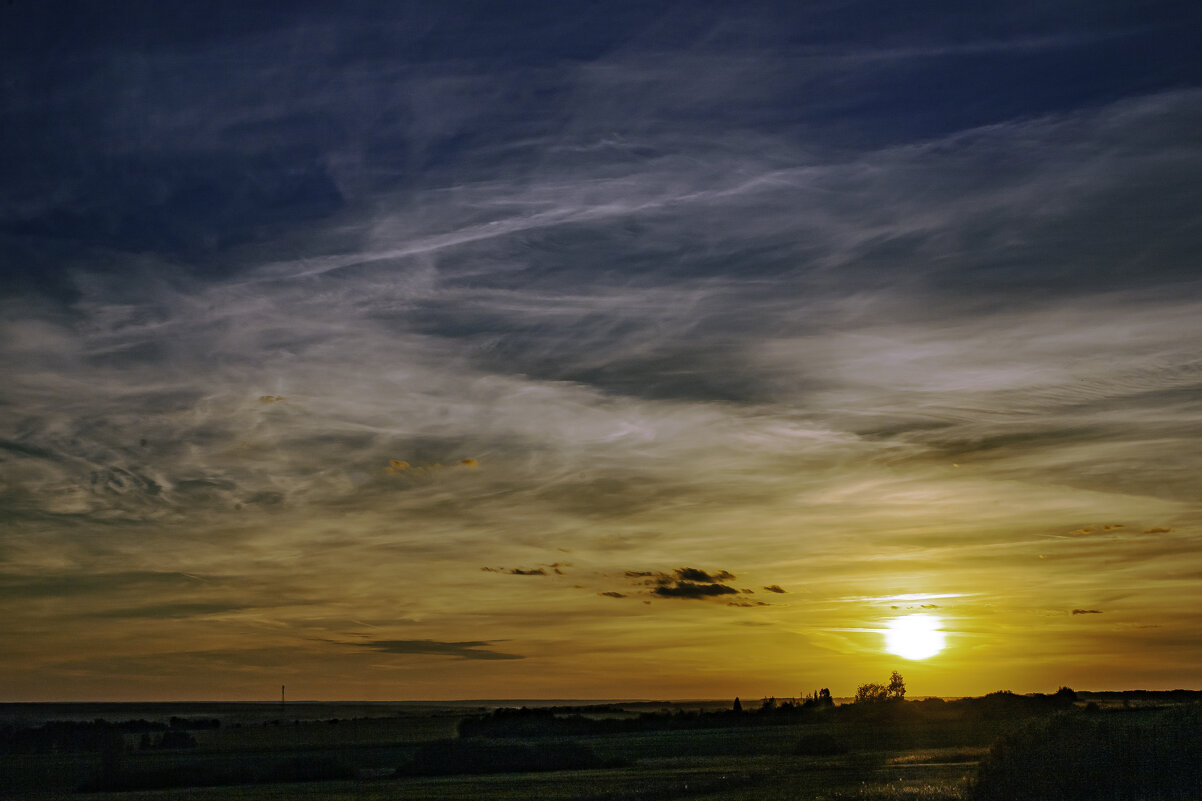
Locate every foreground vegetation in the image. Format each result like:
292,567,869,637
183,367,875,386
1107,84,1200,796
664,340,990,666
1,689,1198,800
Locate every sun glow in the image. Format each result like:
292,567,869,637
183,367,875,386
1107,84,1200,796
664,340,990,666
884,614,946,660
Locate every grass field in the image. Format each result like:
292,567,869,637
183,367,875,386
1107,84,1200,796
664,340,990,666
7,751,977,801
1,695,1196,800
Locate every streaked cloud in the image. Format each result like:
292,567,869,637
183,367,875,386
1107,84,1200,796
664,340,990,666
354,639,524,661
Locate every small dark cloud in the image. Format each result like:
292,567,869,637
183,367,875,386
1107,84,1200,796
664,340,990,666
599,591,626,598
1144,527,1173,534
619,566,747,601
675,567,735,583
727,598,768,607
1102,524,1126,531
920,604,939,609
356,639,523,660
1071,609,1103,615
763,584,787,594
509,568,547,576
480,566,503,573
653,581,738,599
1070,527,1095,536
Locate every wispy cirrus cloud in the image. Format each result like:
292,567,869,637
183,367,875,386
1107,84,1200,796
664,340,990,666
354,639,523,661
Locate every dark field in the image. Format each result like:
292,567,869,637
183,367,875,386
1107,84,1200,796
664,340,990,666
2,692,1198,800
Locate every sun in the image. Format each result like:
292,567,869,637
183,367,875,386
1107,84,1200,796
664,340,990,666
884,614,946,660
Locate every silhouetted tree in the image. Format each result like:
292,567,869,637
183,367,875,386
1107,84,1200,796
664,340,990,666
802,688,834,709
732,696,743,713
857,673,906,703
855,682,888,703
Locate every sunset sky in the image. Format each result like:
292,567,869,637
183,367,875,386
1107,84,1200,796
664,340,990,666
2,2,1201,702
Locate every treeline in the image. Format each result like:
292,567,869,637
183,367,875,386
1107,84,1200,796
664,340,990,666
458,688,1081,740
1079,688,1202,703
0,716,219,754
459,691,834,739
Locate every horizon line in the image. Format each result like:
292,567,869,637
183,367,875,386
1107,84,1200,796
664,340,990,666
4,688,1201,706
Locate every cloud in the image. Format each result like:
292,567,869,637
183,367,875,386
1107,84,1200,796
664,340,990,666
88,602,250,619
652,581,739,600
599,591,626,598
617,567,750,601
354,639,523,660
508,568,547,576
727,598,768,607
0,571,207,601
1144,527,1173,534
674,567,735,583
1071,609,1103,615
763,584,787,593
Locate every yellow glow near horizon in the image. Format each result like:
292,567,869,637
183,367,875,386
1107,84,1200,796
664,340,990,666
884,614,946,660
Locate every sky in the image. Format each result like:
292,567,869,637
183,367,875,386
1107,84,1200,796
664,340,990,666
2,1,1201,702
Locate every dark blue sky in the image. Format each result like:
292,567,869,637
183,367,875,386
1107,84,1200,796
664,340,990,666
4,1,1199,290
2,2,1201,700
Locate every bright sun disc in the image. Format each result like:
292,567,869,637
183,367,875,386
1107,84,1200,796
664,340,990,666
884,614,946,660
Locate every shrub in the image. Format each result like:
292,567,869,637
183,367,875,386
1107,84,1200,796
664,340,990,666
973,706,1202,800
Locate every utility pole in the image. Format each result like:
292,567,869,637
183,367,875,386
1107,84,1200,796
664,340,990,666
281,685,286,705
